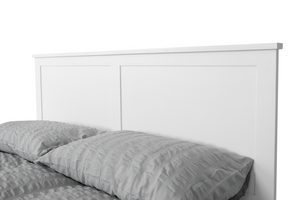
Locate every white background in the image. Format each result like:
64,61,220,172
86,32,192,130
0,1,298,199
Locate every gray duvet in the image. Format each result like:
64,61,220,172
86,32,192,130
0,151,119,200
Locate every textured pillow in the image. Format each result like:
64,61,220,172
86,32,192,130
0,120,106,161
37,130,254,200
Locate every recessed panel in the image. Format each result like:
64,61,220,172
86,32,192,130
121,65,257,157
41,66,112,130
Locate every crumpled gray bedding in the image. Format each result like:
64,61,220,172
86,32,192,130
0,151,119,200
0,121,253,200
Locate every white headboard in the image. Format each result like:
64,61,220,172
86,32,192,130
34,43,282,200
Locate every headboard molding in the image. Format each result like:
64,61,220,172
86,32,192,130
33,43,282,58
34,43,282,200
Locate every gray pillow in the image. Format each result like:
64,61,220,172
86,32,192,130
37,130,254,200
0,120,106,161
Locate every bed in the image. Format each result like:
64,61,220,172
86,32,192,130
0,43,282,200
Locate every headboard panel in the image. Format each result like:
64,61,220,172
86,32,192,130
34,43,282,200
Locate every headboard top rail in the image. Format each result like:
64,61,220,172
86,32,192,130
33,43,282,58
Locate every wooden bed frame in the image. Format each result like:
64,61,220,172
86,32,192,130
33,43,282,200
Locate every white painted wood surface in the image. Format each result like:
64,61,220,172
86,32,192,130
33,43,282,58
34,43,282,200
